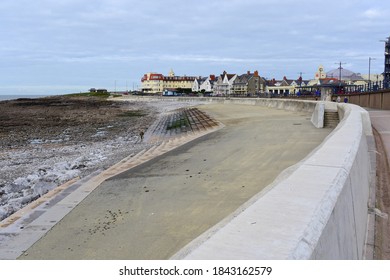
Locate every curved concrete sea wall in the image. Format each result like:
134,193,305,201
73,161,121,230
120,96,375,259
153,97,374,260
126,95,318,113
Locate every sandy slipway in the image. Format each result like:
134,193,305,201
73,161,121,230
0,96,204,221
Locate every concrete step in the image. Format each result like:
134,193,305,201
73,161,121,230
324,111,339,128
144,107,220,144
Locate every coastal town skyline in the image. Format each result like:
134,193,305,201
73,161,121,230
1,0,390,95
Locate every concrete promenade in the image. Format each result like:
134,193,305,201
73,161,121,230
6,103,332,259
367,109,390,259
173,102,375,260
369,110,390,167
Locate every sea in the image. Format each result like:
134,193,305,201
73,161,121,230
0,94,55,101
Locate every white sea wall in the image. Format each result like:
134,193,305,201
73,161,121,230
310,102,324,128
160,98,375,260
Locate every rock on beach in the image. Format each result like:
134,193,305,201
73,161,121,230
0,95,166,221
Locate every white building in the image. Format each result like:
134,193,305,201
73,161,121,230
213,71,237,96
192,75,215,93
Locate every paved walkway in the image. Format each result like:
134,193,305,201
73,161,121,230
369,110,390,167
367,109,390,259
3,104,332,259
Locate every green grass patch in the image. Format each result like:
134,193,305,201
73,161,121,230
66,92,111,98
167,116,190,130
66,92,90,97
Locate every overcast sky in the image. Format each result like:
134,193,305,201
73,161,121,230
1,0,390,95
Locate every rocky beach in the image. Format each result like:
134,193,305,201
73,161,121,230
0,94,197,221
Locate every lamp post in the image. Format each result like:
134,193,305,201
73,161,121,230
369,57,376,91
335,61,346,94
335,61,346,82
380,36,390,89
298,72,304,96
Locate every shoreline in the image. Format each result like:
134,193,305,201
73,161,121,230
0,95,52,101
1,94,208,222
0,95,164,221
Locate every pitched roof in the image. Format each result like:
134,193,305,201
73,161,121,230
267,79,289,86
219,71,236,80
234,73,254,84
196,77,208,83
226,74,236,80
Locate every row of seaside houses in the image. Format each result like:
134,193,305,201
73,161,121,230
141,69,313,96
140,64,387,96
140,37,390,95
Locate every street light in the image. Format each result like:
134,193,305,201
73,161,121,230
335,61,346,94
369,57,376,90
297,72,305,96
335,61,346,82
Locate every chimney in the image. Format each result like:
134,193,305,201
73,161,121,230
254,70,259,77
247,71,251,75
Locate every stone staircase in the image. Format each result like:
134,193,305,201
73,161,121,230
324,110,339,128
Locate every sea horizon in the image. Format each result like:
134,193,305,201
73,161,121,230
0,94,59,101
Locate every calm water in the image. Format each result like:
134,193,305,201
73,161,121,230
0,94,51,101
